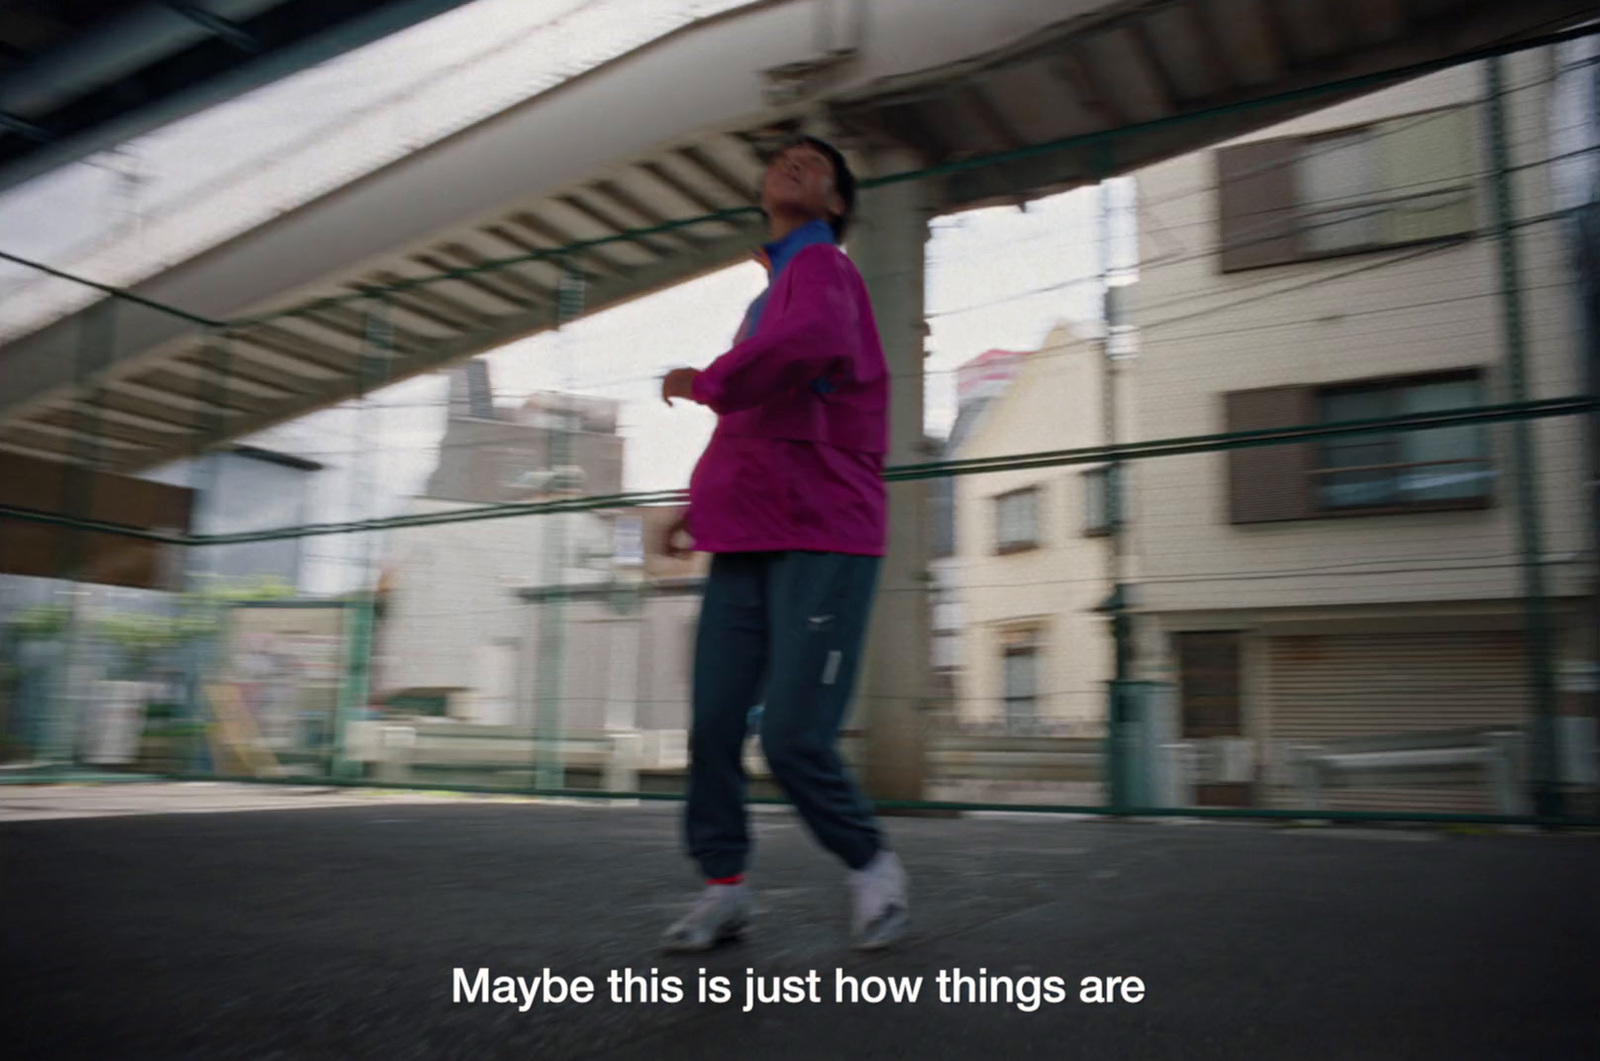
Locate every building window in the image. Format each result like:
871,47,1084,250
1315,374,1492,511
1296,128,1384,254
1002,643,1039,734
1175,631,1243,740
1223,371,1493,524
995,487,1041,554
1217,107,1475,272
1084,467,1114,536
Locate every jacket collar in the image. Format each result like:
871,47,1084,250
753,217,836,279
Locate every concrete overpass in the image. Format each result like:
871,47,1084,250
2,0,1592,474
0,0,483,192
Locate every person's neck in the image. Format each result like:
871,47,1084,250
767,211,823,243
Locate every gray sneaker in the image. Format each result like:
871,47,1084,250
850,851,909,951
661,883,749,953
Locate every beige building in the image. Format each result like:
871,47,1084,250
524,504,710,739
378,363,626,727
950,324,1120,737
1124,51,1596,811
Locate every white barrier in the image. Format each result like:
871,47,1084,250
1288,732,1528,815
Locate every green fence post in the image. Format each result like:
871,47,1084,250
331,599,375,780
329,299,393,780
46,298,118,766
182,329,232,776
531,262,587,793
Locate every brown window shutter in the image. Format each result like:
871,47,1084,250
1224,386,1315,524
0,453,69,582
0,454,193,590
1216,139,1301,272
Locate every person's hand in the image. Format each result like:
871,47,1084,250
661,508,692,560
661,367,700,407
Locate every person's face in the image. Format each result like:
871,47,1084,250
761,143,843,227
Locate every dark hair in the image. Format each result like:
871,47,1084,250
783,134,856,242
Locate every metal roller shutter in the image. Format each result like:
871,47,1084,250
1266,631,1529,812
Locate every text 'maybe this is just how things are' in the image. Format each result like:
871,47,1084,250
453,967,1148,1014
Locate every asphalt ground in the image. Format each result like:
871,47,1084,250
3,784,1597,1060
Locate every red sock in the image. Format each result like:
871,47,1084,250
708,874,744,886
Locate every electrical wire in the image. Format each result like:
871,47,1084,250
250,202,1584,454
0,396,1590,544
273,155,1586,422
919,61,1598,273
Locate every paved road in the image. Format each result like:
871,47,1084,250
3,787,1596,1060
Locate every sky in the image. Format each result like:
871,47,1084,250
0,0,1135,590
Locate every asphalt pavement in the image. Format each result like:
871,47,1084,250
3,784,1596,1060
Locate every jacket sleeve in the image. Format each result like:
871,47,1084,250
691,247,859,414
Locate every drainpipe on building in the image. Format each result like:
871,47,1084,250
1485,55,1563,821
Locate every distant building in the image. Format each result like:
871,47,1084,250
955,347,1032,406
948,325,1114,737
425,359,623,504
512,508,708,737
378,358,629,726
928,356,1032,722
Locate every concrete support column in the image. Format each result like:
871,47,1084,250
848,147,931,802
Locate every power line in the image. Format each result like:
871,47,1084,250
1135,58,1600,218
919,60,1594,273
1101,204,1571,341
927,150,1589,327
902,551,1581,595
2,396,1590,543
1142,281,1572,346
216,181,1589,435
216,268,1574,440
229,258,1583,462
271,279,1580,457
332,551,1578,622
914,207,1573,386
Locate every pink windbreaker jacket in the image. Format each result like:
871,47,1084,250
686,239,888,555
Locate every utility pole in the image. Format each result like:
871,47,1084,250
1099,173,1136,813
1486,54,1563,820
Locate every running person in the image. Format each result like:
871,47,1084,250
658,136,908,952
